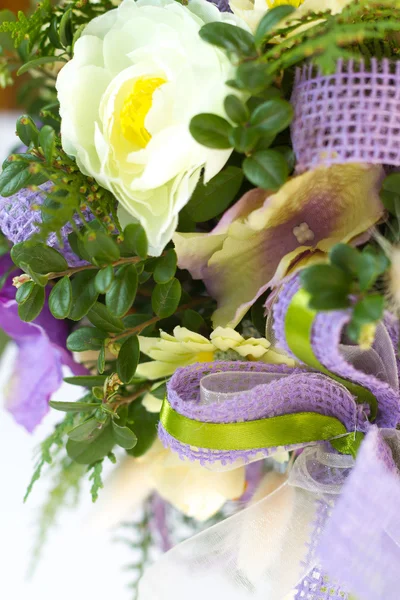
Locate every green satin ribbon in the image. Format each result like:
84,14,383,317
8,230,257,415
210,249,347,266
160,400,363,457
284,288,377,421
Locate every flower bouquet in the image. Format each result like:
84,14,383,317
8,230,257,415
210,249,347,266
1,0,400,597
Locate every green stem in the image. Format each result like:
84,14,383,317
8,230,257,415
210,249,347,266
46,256,142,280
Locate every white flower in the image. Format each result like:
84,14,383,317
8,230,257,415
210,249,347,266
88,440,246,527
229,0,351,33
57,0,246,255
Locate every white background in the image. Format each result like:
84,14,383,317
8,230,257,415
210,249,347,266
0,113,133,600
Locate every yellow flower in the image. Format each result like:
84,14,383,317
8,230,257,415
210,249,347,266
137,325,291,382
229,0,351,33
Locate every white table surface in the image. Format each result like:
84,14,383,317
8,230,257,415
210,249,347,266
0,112,132,600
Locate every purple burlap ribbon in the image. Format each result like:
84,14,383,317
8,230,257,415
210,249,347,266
148,275,400,599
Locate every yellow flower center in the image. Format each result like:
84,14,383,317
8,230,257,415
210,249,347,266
120,77,166,148
266,0,303,7
197,351,216,363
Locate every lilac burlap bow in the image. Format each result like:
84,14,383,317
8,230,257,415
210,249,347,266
139,275,400,600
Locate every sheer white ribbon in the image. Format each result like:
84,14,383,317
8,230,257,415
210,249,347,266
138,445,354,600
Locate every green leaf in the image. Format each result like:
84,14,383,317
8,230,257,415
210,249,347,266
0,10,16,52
17,55,67,76
243,150,288,190
112,421,138,450
121,224,148,259
16,115,39,146
329,244,361,276
0,162,36,197
68,418,103,442
308,291,351,311
49,400,99,413
182,309,206,332
127,401,159,458
94,265,114,294
199,22,256,57
18,284,45,322
254,5,296,46
48,16,63,49
357,250,389,292
66,327,107,352
11,241,68,274
352,294,385,324
184,167,244,222
16,281,35,304
152,278,182,318
229,126,260,153
235,62,273,93
39,125,56,164
59,8,73,48
87,302,125,333
49,276,72,319
19,262,48,287
69,271,98,321
224,95,250,125
117,335,140,383
301,264,352,297
380,189,399,216
64,375,107,387
83,231,120,266
250,99,294,134
97,344,106,374
189,114,233,149
153,250,177,284
66,423,115,465
106,264,138,317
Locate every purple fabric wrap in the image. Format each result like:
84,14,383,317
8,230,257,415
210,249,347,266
159,361,361,465
291,58,400,173
0,254,86,431
317,427,400,600
272,275,400,428
0,182,93,266
295,500,349,600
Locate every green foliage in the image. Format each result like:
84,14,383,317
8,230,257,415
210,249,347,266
68,271,98,321
153,250,177,284
182,167,243,223
18,284,46,322
87,302,125,333
243,150,288,190
301,243,390,343
106,264,138,317
25,413,76,502
254,5,296,47
66,421,115,464
189,114,233,149
66,326,107,352
11,241,68,274
49,276,72,319
127,401,159,458
199,22,257,58
152,278,182,318
117,335,140,383
88,460,104,503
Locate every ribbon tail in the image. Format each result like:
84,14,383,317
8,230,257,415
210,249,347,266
138,479,319,600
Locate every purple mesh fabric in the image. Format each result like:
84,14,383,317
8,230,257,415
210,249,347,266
159,361,360,465
295,500,349,600
291,59,400,173
272,275,400,428
0,183,93,266
317,427,400,600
